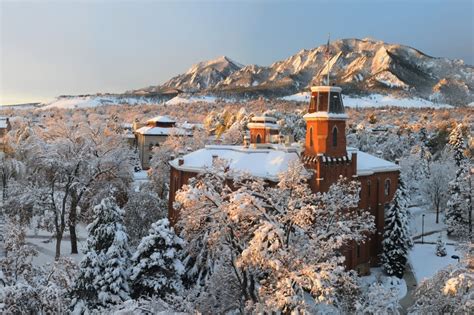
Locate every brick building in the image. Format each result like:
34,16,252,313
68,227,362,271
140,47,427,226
168,85,400,274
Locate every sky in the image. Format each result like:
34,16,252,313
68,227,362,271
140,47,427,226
1,0,473,105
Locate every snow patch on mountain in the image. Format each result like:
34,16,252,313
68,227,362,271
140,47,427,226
280,92,453,108
41,95,160,109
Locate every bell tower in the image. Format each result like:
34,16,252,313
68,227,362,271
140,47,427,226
304,86,347,157
303,85,356,193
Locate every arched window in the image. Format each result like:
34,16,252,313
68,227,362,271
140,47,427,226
309,127,313,147
256,134,262,144
384,179,391,196
332,127,338,147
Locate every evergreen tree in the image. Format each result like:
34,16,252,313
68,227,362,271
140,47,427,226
70,197,131,312
381,178,413,278
445,123,470,236
129,218,185,299
448,123,466,168
435,234,447,257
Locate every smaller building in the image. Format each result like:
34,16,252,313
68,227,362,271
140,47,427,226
0,117,11,152
134,116,191,169
247,114,280,145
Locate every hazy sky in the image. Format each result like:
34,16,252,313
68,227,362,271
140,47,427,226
1,0,473,105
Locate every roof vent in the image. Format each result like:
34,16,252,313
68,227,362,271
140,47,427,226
212,154,218,165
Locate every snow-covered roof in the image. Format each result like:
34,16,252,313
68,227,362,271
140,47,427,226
348,147,400,175
251,114,277,123
303,112,348,120
0,117,8,129
310,86,342,92
135,126,190,136
170,145,300,181
146,115,175,124
247,122,280,130
171,145,399,180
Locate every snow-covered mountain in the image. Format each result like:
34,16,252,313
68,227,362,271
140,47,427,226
133,38,473,106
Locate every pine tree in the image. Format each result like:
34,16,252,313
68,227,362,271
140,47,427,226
129,218,185,299
435,234,447,257
445,123,470,236
448,123,466,168
381,178,413,278
70,197,131,311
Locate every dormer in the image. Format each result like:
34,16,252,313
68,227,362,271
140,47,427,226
304,86,347,157
247,114,280,144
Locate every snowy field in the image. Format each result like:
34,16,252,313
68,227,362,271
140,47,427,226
408,244,459,283
280,92,454,108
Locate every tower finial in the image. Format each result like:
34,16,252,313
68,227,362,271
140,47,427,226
325,33,331,85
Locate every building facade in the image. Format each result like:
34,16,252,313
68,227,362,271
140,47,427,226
168,86,400,274
0,117,11,153
134,116,191,169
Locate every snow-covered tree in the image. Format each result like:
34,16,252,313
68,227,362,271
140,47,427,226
422,161,454,224
381,178,413,278
356,282,400,315
70,197,131,312
409,257,473,314
124,187,167,247
129,218,184,299
148,128,207,199
445,123,471,237
0,221,37,286
175,160,375,313
449,123,467,168
435,234,447,257
0,221,77,314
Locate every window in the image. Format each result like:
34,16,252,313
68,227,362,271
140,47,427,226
384,179,391,196
367,180,371,197
256,134,262,144
356,244,361,258
318,92,329,111
329,92,344,113
332,127,338,147
310,93,318,112
310,127,314,147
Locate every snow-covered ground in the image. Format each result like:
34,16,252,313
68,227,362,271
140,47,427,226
25,222,87,266
165,95,217,105
409,206,448,242
280,92,453,108
407,205,461,284
408,243,459,283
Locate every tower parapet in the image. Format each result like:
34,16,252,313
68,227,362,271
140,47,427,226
304,86,347,157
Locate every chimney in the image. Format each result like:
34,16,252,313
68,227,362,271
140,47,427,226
212,154,218,165
243,135,250,148
178,158,184,166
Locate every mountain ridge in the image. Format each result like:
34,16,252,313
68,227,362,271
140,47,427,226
131,38,473,106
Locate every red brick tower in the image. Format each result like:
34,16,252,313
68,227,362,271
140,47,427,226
303,86,357,192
